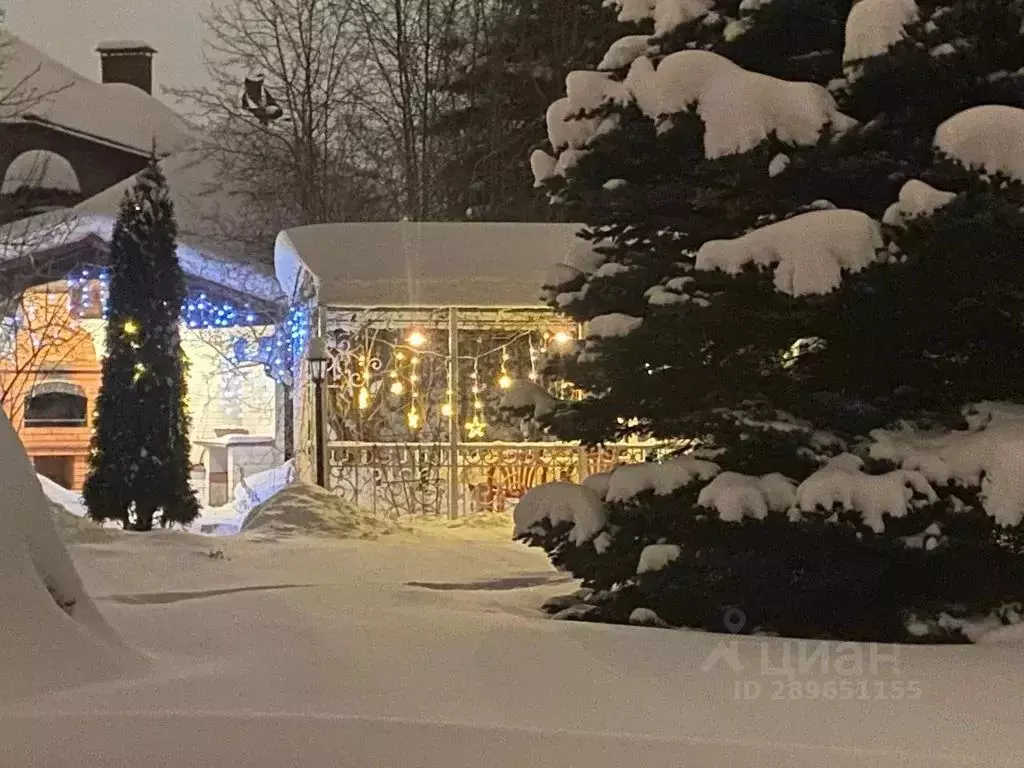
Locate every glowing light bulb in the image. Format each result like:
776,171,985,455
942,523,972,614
407,330,427,348
498,374,513,390
528,371,539,381
123,319,139,336
441,402,453,417
553,331,572,346
407,408,421,430
358,387,370,410
390,381,404,395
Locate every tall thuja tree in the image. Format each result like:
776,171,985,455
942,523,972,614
85,162,199,531
516,0,1024,641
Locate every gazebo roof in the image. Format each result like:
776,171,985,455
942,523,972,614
274,221,584,308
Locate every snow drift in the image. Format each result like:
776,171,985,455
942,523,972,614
241,482,398,539
0,411,136,702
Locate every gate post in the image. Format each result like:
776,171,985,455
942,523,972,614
447,307,459,519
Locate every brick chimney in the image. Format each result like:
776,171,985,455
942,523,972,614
97,41,156,94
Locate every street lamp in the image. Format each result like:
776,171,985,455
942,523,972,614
306,335,329,488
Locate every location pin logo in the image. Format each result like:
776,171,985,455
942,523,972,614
722,606,746,634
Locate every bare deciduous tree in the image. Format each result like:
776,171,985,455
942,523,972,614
170,0,390,250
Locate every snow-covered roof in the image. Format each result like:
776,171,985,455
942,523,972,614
274,222,585,307
0,152,283,307
0,32,191,156
77,148,253,263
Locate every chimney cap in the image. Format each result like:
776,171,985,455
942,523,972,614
96,40,156,54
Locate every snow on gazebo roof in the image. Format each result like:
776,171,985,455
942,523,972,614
275,221,585,308
0,32,191,156
0,151,283,308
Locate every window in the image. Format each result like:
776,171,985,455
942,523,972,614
24,382,88,427
34,456,75,489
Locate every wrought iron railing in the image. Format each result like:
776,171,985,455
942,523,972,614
325,440,674,518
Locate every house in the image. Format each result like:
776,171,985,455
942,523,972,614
0,35,289,493
0,33,192,222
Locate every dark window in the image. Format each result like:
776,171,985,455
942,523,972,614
34,456,75,488
24,392,88,427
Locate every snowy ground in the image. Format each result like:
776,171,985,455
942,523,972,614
2,520,1024,766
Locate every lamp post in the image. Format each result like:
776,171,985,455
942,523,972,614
306,335,329,488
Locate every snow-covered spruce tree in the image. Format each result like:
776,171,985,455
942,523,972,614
84,162,199,531
515,0,1024,642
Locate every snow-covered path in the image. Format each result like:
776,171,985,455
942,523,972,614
2,527,1023,766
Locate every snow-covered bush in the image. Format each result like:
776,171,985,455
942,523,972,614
521,0,1024,642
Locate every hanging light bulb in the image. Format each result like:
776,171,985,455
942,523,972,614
390,380,404,395
441,402,453,417
407,408,421,430
553,330,573,346
498,373,513,390
357,386,370,410
407,330,427,348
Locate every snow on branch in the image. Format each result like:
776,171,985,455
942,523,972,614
791,453,938,533
843,0,919,71
695,209,884,296
537,50,856,182
934,106,1024,182
697,471,796,521
625,51,857,158
882,179,957,227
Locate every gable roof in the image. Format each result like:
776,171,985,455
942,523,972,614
274,222,585,307
0,32,192,156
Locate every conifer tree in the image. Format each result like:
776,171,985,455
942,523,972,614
84,162,199,531
517,0,1024,641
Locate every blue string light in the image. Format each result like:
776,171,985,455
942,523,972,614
64,267,312,384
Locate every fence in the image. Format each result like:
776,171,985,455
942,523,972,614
326,440,673,518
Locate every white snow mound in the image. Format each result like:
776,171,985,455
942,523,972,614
792,453,937,532
241,482,397,539
588,313,644,338
625,51,856,158
514,481,607,544
882,179,957,226
934,105,1024,181
605,456,720,502
697,471,796,521
870,404,1024,525
637,543,682,574
0,411,134,702
501,379,558,418
844,0,918,68
598,36,651,71
695,209,883,295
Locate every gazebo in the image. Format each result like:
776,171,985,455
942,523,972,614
274,221,667,518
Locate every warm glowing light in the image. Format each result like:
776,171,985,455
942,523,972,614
407,408,421,430
396,351,406,361
528,371,539,381
123,319,139,336
390,381,404,395
498,374,513,390
358,387,370,410
407,330,427,348
553,331,573,346
441,402,453,417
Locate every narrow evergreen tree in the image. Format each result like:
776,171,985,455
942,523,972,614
84,162,199,531
517,0,1024,641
